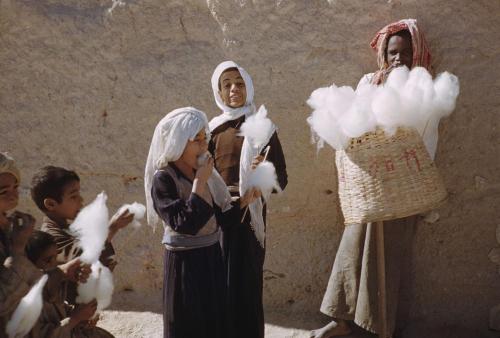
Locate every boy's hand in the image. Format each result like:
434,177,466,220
85,313,100,328
251,155,264,170
59,258,91,283
108,209,134,240
195,157,214,183
101,256,117,272
70,300,97,324
9,211,35,255
240,187,262,208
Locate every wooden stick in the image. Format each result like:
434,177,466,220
376,220,388,338
240,146,271,222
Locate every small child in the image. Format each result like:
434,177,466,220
26,230,114,338
30,165,133,303
0,153,87,337
144,107,259,338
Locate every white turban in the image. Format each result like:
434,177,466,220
209,61,256,131
144,107,232,230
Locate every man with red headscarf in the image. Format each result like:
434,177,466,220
310,19,431,338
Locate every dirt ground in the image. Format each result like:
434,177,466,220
97,291,377,338
97,292,500,338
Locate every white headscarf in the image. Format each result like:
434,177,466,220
144,107,232,230
209,61,256,131
209,62,275,248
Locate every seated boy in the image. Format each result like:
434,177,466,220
30,166,133,302
26,230,114,338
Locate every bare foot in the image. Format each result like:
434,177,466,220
310,320,351,338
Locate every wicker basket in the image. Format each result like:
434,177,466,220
336,127,447,224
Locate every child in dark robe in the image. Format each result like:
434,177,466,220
144,106,259,338
208,61,288,338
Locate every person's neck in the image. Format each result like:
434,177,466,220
45,212,69,228
173,160,196,181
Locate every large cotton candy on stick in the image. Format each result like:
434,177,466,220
69,192,114,312
117,202,146,228
76,261,114,312
69,192,110,264
247,161,282,202
6,274,48,338
239,105,275,151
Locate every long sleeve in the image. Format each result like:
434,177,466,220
0,254,42,317
0,228,42,317
151,171,214,235
28,302,74,338
266,131,288,191
215,200,241,231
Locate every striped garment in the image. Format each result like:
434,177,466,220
369,18,432,84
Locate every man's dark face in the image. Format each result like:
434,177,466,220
386,33,413,70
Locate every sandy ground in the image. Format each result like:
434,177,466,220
96,291,500,338
97,291,376,338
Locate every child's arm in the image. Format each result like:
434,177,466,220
0,213,43,316
265,132,288,192
151,170,215,235
31,300,97,338
107,209,134,241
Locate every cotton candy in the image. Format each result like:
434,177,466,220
307,67,460,158
239,105,275,150
117,202,146,228
76,261,114,312
6,275,48,338
247,161,281,202
69,192,114,313
69,192,110,264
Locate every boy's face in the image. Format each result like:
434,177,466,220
35,244,58,270
219,70,247,108
45,180,83,221
0,173,19,213
179,130,208,169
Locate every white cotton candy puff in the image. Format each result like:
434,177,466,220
307,84,354,150
247,161,281,201
7,274,49,338
385,66,410,91
433,72,460,118
307,109,348,150
76,261,114,312
239,105,275,150
69,192,110,264
307,67,460,152
339,84,378,138
372,85,402,135
117,202,146,228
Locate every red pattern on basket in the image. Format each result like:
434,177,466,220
400,149,422,171
364,148,423,176
385,159,395,172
